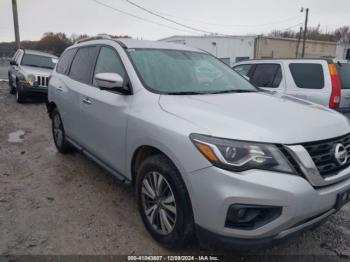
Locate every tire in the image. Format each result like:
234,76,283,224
136,154,195,248
51,108,74,154
15,80,25,103
8,73,16,94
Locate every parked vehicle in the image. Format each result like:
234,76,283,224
8,49,58,103
233,59,350,113
47,36,350,249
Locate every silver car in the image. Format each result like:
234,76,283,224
8,49,58,103
47,35,350,249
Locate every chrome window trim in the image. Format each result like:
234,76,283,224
284,145,350,187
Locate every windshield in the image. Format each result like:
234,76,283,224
21,54,57,69
128,49,257,94
336,63,350,89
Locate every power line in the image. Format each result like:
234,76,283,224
91,0,201,35
125,4,304,28
123,0,219,34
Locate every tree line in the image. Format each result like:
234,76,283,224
0,32,130,58
269,25,350,43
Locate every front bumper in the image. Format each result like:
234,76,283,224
187,166,350,247
21,86,48,95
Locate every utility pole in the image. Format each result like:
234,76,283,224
301,7,309,58
295,27,303,58
12,0,20,49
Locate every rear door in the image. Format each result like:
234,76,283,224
248,63,286,93
284,61,331,106
336,62,350,112
78,45,131,173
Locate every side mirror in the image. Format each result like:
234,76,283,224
94,72,124,89
10,60,17,66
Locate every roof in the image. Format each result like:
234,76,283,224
117,39,203,52
73,37,205,52
21,49,58,58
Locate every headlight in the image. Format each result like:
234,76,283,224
190,134,295,174
27,74,36,85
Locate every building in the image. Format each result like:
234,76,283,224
336,42,350,60
160,35,337,66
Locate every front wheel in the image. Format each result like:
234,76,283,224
136,154,195,248
15,80,25,103
51,108,74,154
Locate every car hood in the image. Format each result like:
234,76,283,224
21,65,52,77
159,92,350,144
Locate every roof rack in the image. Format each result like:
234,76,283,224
75,34,112,44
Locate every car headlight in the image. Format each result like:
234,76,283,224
27,74,36,85
190,133,295,174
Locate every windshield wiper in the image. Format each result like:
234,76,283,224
165,91,208,95
210,89,258,94
23,64,53,69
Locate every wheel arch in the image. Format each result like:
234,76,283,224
130,144,187,189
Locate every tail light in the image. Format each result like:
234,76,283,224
328,64,341,109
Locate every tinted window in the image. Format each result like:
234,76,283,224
251,64,282,88
336,63,350,89
69,46,98,84
233,64,253,77
21,54,57,69
93,47,125,84
289,63,324,89
56,49,76,74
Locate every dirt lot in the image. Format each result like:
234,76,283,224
0,81,350,260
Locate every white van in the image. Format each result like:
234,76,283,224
233,59,350,114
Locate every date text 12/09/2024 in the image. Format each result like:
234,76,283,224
127,256,220,261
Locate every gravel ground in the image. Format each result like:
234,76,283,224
0,81,350,260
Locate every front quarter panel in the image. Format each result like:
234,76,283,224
126,90,212,186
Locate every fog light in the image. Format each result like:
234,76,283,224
225,204,282,230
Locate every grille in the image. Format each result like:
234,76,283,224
36,76,49,87
302,133,350,178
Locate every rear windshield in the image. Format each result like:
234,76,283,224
21,54,57,69
289,63,324,89
336,63,350,89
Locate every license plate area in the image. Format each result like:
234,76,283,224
336,188,350,210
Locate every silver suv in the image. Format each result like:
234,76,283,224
8,49,58,102
47,36,350,249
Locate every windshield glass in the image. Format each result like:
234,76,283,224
336,63,350,89
21,54,57,69
128,49,257,94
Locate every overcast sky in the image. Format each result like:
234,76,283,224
0,0,349,42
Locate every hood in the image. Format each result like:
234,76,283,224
21,65,53,77
159,92,350,144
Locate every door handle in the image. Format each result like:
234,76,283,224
82,97,92,105
56,86,63,92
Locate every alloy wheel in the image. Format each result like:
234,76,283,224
141,171,177,235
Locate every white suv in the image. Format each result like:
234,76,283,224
47,36,350,249
233,59,350,114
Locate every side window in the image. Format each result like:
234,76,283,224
56,49,76,75
251,64,282,88
69,46,98,84
93,46,125,85
233,64,253,77
289,63,324,89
